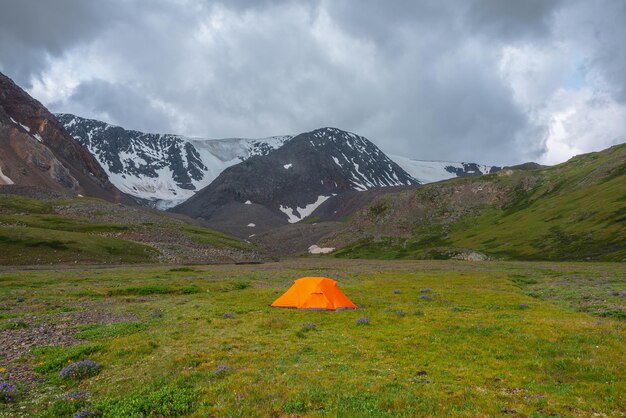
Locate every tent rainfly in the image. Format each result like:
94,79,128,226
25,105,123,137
271,276,357,310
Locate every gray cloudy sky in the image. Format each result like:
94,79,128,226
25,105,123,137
1,0,625,165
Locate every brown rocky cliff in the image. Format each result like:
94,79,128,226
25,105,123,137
0,71,129,203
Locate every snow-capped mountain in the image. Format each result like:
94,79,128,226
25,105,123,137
57,114,500,210
57,113,291,208
171,127,418,233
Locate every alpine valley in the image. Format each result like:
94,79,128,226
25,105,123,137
0,71,624,263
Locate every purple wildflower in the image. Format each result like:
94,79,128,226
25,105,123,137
356,317,369,325
418,294,432,301
74,410,100,418
395,310,406,317
64,390,89,402
393,289,401,294
420,288,431,293
59,360,101,380
212,365,231,377
519,303,530,309
0,382,17,402
223,313,235,319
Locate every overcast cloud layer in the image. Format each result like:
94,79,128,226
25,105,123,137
1,0,625,165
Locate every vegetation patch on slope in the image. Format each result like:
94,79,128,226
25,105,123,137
0,191,260,265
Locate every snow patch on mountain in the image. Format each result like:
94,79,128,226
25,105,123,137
308,244,335,254
0,166,14,185
280,195,332,223
390,155,497,183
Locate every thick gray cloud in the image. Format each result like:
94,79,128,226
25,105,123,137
0,0,125,86
0,0,625,165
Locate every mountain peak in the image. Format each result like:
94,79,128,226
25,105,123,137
300,127,365,146
172,126,419,234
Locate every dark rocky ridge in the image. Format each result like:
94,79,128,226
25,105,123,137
171,127,418,233
56,113,207,190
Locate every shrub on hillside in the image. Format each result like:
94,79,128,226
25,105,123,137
0,382,17,402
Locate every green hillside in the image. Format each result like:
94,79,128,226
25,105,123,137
332,143,626,261
0,192,258,265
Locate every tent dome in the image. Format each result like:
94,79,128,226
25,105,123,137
271,277,357,310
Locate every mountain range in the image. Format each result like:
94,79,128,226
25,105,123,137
57,114,499,209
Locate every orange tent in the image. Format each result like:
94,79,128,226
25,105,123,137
271,277,357,310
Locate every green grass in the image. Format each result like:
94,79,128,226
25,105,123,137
182,225,250,250
0,214,131,233
0,259,623,417
0,226,157,264
32,344,104,374
75,322,149,340
0,195,53,214
0,320,29,330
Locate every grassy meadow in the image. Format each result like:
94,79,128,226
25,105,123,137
0,259,624,417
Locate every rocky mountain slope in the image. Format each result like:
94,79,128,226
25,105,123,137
325,142,626,262
57,114,500,208
171,127,418,234
0,72,127,203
